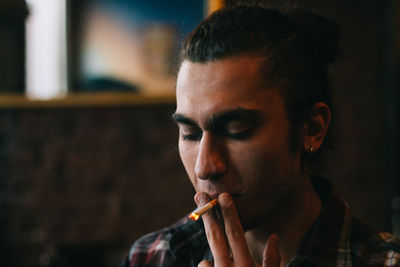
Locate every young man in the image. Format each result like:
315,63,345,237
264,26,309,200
121,6,400,267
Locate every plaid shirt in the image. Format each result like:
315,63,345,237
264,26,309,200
121,177,400,267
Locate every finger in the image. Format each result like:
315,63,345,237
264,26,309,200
262,234,281,267
195,192,231,264
218,193,253,266
198,260,214,267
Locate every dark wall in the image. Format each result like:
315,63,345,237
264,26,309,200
0,106,194,267
298,0,397,231
0,0,27,93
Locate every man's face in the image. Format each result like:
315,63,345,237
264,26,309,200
174,56,304,229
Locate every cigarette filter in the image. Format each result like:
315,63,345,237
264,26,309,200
189,199,218,221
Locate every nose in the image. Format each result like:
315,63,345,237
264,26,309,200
194,133,227,180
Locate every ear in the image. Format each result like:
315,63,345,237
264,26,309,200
303,102,331,153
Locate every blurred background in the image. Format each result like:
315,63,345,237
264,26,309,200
0,0,399,266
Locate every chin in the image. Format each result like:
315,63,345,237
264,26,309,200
235,198,276,231
233,205,257,231
239,213,258,231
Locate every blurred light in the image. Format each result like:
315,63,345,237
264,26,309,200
189,212,200,221
25,0,67,99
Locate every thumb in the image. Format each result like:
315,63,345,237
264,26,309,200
198,260,213,267
262,234,281,267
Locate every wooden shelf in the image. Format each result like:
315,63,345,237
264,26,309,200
0,92,176,109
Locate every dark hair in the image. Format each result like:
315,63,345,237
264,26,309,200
179,5,340,171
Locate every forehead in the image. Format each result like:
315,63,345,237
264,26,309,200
175,56,284,120
177,56,262,95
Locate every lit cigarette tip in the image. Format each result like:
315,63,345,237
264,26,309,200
189,213,200,221
189,198,218,221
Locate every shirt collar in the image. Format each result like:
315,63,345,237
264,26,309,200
289,176,353,267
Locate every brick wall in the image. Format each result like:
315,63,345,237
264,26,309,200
0,105,195,267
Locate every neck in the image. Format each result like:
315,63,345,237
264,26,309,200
245,175,321,266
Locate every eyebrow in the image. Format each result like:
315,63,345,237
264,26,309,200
171,113,198,127
172,108,263,129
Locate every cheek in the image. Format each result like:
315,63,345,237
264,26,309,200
229,133,300,186
229,135,279,168
178,141,198,185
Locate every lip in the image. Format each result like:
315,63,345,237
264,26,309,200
207,191,245,200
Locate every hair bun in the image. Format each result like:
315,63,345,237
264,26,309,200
289,9,341,66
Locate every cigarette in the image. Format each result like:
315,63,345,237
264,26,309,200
189,199,218,221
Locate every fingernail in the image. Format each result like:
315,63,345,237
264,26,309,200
218,193,231,206
267,234,279,252
269,234,279,245
194,192,209,206
264,234,281,265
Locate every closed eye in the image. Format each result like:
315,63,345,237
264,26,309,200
224,128,256,140
172,113,203,141
179,125,203,141
216,120,260,140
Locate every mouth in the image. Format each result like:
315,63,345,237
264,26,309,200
207,192,245,201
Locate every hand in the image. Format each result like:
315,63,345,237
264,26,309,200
195,192,281,267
